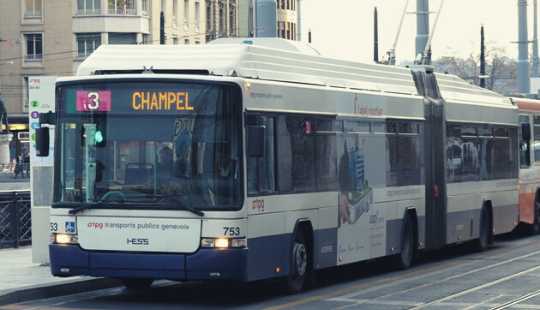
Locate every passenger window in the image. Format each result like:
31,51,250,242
520,115,531,167
247,116,276,195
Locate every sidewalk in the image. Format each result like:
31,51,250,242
0,246,121,306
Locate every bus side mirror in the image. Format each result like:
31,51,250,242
247,125,266,157
35,127,50,157
522,123,531,141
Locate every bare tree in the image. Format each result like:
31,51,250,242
432,40,517,94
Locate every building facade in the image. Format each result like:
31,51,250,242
205,0,239,42
237,0,298,40
0,0,299,159
0,0,212,158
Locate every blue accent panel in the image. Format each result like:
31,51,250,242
417,215,426,249
49,244,90,277
186,249,247,281
313,228,338,269
90,252,184,270
246,233,290,282
89,252,186,279
91,268,185,279
49,244,248,281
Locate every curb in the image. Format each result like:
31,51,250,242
0,278,122,306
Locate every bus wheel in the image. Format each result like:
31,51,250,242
395,214,414,270
474,206,489,252
529,202,540,235
284,229,308,294
121,278,154,290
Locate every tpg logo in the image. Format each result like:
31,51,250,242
87,222,104,229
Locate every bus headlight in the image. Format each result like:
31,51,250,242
52,233,79,244
215,238,229,248
201,238,246,248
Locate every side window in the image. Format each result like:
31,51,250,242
286,116,316,193
446,125,462,183
387,122,422,186
397,123,422,186
534,115,540,163
316,119,337,191
247,116,276,195
461,126,479,182
447,124,517,182
519,115,530,167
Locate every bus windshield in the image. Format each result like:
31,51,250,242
53,80,243,210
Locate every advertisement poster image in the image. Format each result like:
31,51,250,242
336,93,387,264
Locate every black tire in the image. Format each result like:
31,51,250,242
528,201,540,235
284,229,308,294
121,278,154,290
474,206,490,252
395,213,415,270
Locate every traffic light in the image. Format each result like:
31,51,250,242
95,120,106,148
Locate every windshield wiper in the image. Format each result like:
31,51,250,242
143,194,205,216
68,197,126,216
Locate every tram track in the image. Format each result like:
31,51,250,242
267,239,540,310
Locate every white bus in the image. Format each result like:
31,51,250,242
38,38,519,293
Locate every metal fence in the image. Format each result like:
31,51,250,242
0,162,30,180
0,191,31,249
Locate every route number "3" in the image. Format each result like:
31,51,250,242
87,92,101,110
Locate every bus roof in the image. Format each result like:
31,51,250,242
511,97,540,112
75,38,513,113
76,38,419,96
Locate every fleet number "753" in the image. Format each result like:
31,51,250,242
223,227,240,236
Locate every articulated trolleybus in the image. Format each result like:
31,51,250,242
37,38,521,293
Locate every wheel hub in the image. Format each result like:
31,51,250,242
293,242,307,277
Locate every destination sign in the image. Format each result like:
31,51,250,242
65,83,221,115
132,92,193,111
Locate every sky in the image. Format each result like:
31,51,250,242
299,0,530,64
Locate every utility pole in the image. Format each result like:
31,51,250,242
480,25,486,88
416,0,429,56
533,0,539,77
160,11,165,44
374,7,378,62
517,0,531,93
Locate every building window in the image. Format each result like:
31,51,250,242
25,34,42,60
173,37,179,45
229,2,236,36
142,34,149,44
109,33,137,44
25,0,42,17
173,0,178,28
195,2,201,32
108,0,136,15
77,33,101,58
185,39,190,45
77,0,101,15
142,0,148,15
219,2,225,32
184,0,190,31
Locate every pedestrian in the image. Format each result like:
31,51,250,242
14,152,22,178
23,153,30,178
0,92,9,133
